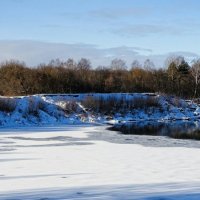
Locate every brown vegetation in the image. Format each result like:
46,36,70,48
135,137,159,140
81,96,161,114
0,98,17,113
0,56,198,98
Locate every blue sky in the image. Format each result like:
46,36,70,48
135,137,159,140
0,0,200,67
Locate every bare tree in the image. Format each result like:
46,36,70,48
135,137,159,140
48,58,63,67
191,59,200,97
110,58,127,70
143,59,155,70
165,55,184,68
77,58,91,70
65,58,77,70
131,60,141,69
165,56,190,95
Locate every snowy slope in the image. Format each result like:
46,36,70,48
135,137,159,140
0,93,199,127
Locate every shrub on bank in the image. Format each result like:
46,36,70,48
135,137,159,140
0,97,17,113
81,95,162,114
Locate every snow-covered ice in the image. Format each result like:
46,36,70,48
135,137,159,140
1,125,200,199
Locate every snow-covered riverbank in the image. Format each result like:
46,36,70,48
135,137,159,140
0,93,200,127
1,125,200,199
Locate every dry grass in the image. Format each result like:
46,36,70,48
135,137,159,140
0,98,17,113
81,96,161,114
27,97,47,116
62,100,79,114
131,97,161,109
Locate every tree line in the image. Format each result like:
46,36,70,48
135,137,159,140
0,56,200,98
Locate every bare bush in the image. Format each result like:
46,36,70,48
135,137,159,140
171,98,183,108
165,96,183,108
61,100,79,114
80,96,98,111
81,96,123,114
132,97,161,110
81,96,161,114
27,97,46,116
0,98,16,113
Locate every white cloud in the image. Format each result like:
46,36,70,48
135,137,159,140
88,7,152,20
0,40,198,68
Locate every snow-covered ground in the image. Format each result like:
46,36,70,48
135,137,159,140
1,125,200,199
0,93,200,127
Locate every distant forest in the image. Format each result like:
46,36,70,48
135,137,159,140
0,56,200,98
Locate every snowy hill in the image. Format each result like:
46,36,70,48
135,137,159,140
0,93,199,127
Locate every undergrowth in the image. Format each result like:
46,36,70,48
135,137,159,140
0,98,17,113
81,96,162,114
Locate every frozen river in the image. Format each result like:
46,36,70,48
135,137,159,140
1,125,200,199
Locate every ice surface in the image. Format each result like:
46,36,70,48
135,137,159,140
0,125,200,199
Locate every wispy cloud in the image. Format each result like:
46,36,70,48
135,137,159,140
0,40,198,68
111,23,198,37
58,6,152,22
88,7,152,20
